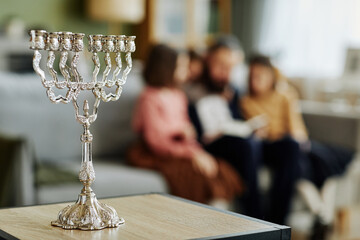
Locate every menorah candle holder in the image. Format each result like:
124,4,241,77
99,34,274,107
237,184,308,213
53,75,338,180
29,30,136,230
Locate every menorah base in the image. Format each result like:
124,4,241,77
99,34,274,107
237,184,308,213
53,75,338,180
51,186,124,230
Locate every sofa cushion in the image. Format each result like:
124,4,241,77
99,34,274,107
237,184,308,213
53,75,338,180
36,159,169,204
0,72,81,163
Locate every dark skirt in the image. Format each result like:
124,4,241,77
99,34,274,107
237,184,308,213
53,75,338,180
126,141,243,203
300,140,354,188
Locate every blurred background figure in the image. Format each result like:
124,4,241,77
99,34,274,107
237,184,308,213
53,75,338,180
187,36,299,225
241,55,354,239
188,49,204,83
127,44,242,207
182,48,206,102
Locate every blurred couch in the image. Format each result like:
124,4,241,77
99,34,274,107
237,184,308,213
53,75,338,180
0,61,168,206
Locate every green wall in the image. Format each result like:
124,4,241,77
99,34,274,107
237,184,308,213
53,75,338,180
231,0,265,58
0,0,131,35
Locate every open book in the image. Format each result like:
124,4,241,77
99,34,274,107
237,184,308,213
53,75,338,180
196,95,267,139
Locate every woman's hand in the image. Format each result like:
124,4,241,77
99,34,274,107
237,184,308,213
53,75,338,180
192,150,218,178
254,127,268,139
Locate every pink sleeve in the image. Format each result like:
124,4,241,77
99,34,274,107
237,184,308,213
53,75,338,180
138,94,199,159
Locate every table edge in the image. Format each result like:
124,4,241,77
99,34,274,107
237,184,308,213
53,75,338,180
0,229,18,240
0,192,291,240
160,193,290,240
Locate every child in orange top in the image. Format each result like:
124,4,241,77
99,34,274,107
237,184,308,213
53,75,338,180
241,55,353,235
241,57,308,143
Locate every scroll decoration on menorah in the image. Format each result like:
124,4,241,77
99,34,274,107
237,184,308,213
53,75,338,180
29,29,136,230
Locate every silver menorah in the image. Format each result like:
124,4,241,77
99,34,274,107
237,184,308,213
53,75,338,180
29,30,135,230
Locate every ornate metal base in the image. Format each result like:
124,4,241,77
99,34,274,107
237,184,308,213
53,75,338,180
51,186,124,230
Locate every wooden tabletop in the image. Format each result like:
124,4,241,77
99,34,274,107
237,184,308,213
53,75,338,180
0,193,290,240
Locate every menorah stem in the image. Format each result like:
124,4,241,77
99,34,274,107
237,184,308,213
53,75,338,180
79,100,94,184
79,122,95,185
51,107,123,230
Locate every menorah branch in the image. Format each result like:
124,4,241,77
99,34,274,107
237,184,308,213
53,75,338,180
111,51,122,86
122,52,133,84
47,51,58,85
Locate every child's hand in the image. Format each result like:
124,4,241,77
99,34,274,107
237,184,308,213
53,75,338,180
254,127,268,139
192,151,218,178
183,125,196,140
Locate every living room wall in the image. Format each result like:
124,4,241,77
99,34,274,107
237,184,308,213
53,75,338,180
0,0,131,36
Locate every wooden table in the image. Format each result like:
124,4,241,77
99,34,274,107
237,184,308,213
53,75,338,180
0,193,290,240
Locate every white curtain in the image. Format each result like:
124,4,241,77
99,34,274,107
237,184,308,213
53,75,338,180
257,0,360,79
